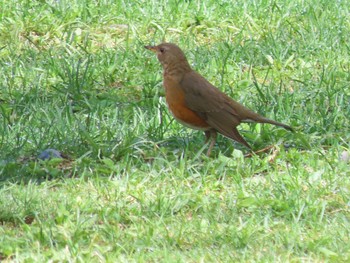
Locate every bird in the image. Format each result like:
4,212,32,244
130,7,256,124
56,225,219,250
145,43,293,156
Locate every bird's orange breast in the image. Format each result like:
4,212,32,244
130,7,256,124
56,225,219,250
164,78,210,130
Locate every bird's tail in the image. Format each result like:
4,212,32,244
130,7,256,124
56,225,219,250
258,117,294,132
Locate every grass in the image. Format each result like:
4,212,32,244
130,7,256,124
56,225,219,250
0,0,349,261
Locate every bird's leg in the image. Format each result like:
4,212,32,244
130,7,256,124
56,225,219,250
204,130,211,144
205,130,217,156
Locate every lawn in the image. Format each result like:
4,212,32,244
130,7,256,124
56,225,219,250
0,0,349,261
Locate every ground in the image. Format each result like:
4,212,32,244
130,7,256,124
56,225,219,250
0,0,349,261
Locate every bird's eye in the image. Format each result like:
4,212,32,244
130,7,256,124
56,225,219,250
159,47,165,53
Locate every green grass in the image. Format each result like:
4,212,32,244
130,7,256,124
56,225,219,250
1,0,349,261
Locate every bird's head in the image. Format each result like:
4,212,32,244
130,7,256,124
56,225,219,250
145,43,190,70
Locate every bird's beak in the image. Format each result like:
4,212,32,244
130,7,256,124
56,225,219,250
144,45,157,53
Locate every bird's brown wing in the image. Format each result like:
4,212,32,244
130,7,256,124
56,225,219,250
180,71,226,111
180,71,252,148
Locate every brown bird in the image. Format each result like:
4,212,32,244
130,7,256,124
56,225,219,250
145,43,293,156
